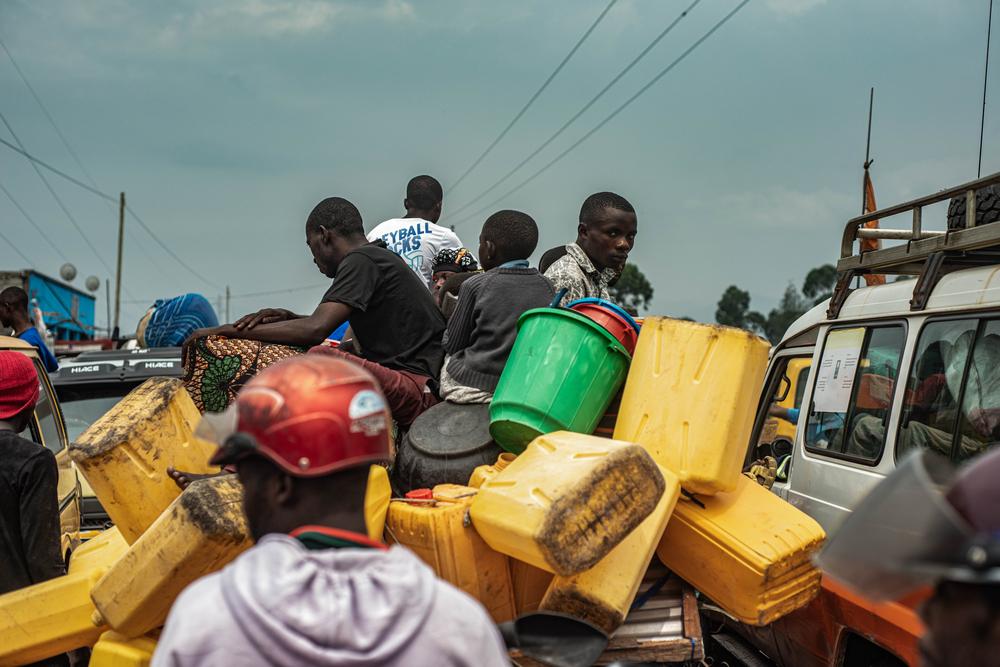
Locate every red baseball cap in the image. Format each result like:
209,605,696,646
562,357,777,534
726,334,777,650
201,355,390,476
0,351,39,421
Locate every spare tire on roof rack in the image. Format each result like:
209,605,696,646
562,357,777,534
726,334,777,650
947,184,1000,230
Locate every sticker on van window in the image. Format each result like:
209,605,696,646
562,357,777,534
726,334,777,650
813,328,864,413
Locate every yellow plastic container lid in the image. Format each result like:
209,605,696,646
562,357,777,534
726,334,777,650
469,431,666,576
614,317,770,495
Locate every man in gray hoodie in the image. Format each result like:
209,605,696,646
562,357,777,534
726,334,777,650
152,355,508,666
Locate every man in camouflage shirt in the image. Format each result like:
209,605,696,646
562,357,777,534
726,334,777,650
544,192,637,304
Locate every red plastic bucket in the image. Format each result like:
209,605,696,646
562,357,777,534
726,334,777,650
568,300,639,354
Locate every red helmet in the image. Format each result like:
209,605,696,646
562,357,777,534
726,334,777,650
205,355,390,476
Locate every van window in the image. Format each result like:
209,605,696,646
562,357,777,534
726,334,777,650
31,364,64,455
805,325,906,463
900,318,1000,462
751,355,811,481
896,319,978,461
955,320,1000,461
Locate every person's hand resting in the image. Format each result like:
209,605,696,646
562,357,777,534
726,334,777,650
233,308,298,331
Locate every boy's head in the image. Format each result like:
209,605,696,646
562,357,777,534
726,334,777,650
576,192,637,272
305,197,366,278
0,286,30,329
404,175,443,223
478,209,539,271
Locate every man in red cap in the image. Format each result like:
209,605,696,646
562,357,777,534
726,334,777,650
0,351,65,596
154,355,507,667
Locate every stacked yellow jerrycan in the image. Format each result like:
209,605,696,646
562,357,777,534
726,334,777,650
89,631,159,666
90,474,253,638
469,431,666,576
0,527,130,664
468,454,553,616
70,377,219,543
384,483,517,623
614,317,771,495
539,464,681,634
614,317,825,625
656,475,824,625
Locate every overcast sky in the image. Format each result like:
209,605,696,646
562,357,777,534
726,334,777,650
1,0,996,331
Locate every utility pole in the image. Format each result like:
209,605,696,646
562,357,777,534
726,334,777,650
113,192,125,341
225,285,231,323
105,279,111,339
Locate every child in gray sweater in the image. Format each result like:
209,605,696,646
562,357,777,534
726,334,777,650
440,210,555,403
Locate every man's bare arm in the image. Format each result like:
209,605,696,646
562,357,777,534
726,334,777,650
198,302,352,347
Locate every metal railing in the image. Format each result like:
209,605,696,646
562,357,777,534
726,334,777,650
840,171,1000,260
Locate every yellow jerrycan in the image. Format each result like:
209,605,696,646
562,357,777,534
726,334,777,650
614,317,770,495
469,431,665,576
89,631,159,667
467,453,553,615
70,378,219,543
0,529,127,665
540,465,681,634
90,474,253,638
386,483,516,623
656,475,825,626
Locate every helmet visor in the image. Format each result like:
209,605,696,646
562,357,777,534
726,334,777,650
817,449,972,601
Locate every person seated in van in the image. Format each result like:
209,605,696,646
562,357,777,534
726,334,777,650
439,210,554,404
0,287,58,372
543,192,636,305
0,352,65,596
191,196,446,429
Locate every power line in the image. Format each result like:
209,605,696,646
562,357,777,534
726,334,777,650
0,109,116,274
449,0,620,194
0,136,115,202
124,205,222,289
122,282,328,305
0,178,69,262
0,227,35,266
447,0,702,220
0,134,223,289
452,0,752,227
1,36,175,285
0,34,106,200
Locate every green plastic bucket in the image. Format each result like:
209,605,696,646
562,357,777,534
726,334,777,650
489,307,632,453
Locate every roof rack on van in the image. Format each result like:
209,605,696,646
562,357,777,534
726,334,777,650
828,171,1000,318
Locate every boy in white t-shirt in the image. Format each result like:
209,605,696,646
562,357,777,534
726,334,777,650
367,175,464,287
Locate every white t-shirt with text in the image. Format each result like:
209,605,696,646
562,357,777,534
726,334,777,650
366,218,463,287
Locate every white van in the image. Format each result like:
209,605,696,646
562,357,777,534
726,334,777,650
740,172,1000,667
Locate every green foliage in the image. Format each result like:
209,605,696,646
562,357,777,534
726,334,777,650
802,264,837,304
715,264,833,342
609,263,654,313
715,286,753,329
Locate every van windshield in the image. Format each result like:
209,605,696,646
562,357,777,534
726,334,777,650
56,385,133,443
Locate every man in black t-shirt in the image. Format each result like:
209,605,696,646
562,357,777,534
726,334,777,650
197,197,445,426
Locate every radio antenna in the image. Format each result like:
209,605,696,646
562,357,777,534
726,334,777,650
979,0,994,178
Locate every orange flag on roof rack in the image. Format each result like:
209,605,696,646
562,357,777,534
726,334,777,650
861,167,887,286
